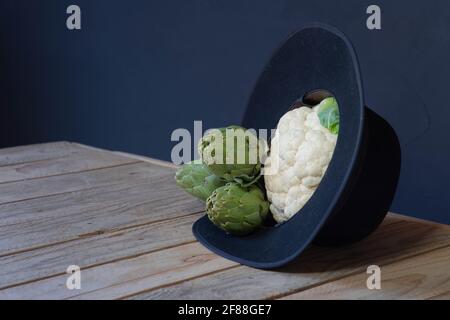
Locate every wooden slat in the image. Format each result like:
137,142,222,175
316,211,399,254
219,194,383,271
0,147,138,184
0,142,81,167
0,162,169,205
127,218,450,300
74,143,179,170
0,165,204,256
281,245,450,300
0,212,202,289
389,212,449,228
112,151,178,169
0,242,236,300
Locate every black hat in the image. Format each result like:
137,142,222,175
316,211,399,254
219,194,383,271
193,23,401,269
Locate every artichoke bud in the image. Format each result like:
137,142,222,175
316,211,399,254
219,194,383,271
175,160,225,201
198,126,267,186
206,182,269,235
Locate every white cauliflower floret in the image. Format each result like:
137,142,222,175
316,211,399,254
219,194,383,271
264,106,337,223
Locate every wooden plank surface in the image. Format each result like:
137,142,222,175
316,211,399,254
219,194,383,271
0,213,202,289
0,142,81,167
0,142,138,184
1,242,236,300
281,246,450,300
0,162,167,204
0,141,449,300
128,218,450,300
0,164,203,256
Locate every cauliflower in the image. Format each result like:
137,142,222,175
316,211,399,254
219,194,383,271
264,99,338,223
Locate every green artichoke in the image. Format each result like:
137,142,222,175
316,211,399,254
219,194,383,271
206,183,269,235
198,126,266,186
175,160,225,201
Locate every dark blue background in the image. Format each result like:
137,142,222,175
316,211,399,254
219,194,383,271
1,0,449,224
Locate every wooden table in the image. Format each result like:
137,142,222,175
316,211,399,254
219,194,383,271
0,142,449,300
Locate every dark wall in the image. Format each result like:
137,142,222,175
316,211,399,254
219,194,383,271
1,0,449,224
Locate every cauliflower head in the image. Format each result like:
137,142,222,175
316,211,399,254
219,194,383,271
264,104,337,223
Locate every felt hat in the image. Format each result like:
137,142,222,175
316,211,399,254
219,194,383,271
193,23,401,269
